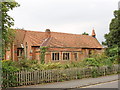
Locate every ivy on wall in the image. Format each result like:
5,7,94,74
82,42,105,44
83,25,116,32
40,47,48,64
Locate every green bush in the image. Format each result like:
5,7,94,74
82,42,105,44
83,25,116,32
83,58,99,67
82,52,116,67
2,60,20,88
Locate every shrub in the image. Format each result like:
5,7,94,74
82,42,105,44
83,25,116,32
83,58,99,67
2,60,20,88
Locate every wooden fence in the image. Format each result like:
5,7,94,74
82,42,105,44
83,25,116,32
3,64,119,87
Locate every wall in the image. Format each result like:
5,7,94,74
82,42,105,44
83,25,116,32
43,48,103,63
43,48,94,63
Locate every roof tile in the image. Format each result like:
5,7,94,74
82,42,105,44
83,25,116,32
14,29,102,48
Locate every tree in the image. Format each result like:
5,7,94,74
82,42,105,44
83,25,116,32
82,32,89,35
103,10,120,63
0,1,20,59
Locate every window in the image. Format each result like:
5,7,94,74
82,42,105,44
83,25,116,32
52,52,59,60
74,53,78,60
17,49,23,57
63,53,70,60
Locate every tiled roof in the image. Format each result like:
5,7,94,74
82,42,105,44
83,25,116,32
14,29,102,49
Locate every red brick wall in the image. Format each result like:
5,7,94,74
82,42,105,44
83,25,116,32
44,48,88,63
43,48,102,63
5,50,11,60
11,45,102,63
14,45,18,61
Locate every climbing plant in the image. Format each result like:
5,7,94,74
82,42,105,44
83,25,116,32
40,46,48,64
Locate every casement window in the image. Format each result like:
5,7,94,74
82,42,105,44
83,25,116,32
63,52,70,60
52,52,59,60
74,53,78,60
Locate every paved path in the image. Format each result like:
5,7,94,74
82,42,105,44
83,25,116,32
81,80,118,88
17,74,118,88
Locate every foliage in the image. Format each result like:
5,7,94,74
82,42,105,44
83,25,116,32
103,10,120,63
2,60,20,88
13,59,39,70
82,32,89,35
3,52,117,72
40,46,48,64
1,1,20,59
1,1,20,42
81,52,117,67
83,58,99,67
2,56,118,88
103,10,120,47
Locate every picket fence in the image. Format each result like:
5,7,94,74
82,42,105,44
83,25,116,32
4,65,119,87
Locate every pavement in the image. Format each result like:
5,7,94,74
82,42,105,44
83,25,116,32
81,80,118,88
16,74,118,88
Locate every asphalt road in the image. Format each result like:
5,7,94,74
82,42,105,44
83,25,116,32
81,80,118,88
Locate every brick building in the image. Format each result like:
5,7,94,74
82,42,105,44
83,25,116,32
5,29,103,63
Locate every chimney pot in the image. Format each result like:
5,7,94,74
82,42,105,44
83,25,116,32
45,29,50,32
45,29,51,38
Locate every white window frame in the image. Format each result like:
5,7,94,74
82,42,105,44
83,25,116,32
51,52,60,61
62,52,70,60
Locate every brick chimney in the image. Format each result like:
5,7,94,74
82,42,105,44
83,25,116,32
92,29,96,38
45,29,51,38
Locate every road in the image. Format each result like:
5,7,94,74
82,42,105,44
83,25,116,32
81,80,118,88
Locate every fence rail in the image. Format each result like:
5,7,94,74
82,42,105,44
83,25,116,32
3,64,119,87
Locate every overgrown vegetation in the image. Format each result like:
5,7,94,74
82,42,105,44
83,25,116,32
2,59,119,88
2,49,118,88
40,46,48,64
2,60,19,88
2,52,117,71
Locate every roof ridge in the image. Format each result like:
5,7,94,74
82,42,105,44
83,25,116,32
15,29,94,38
51,31,82,36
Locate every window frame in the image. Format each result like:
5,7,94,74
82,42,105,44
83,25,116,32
52,52,60,61
62,52,70,60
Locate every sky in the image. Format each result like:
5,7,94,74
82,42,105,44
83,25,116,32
9,0,119,44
